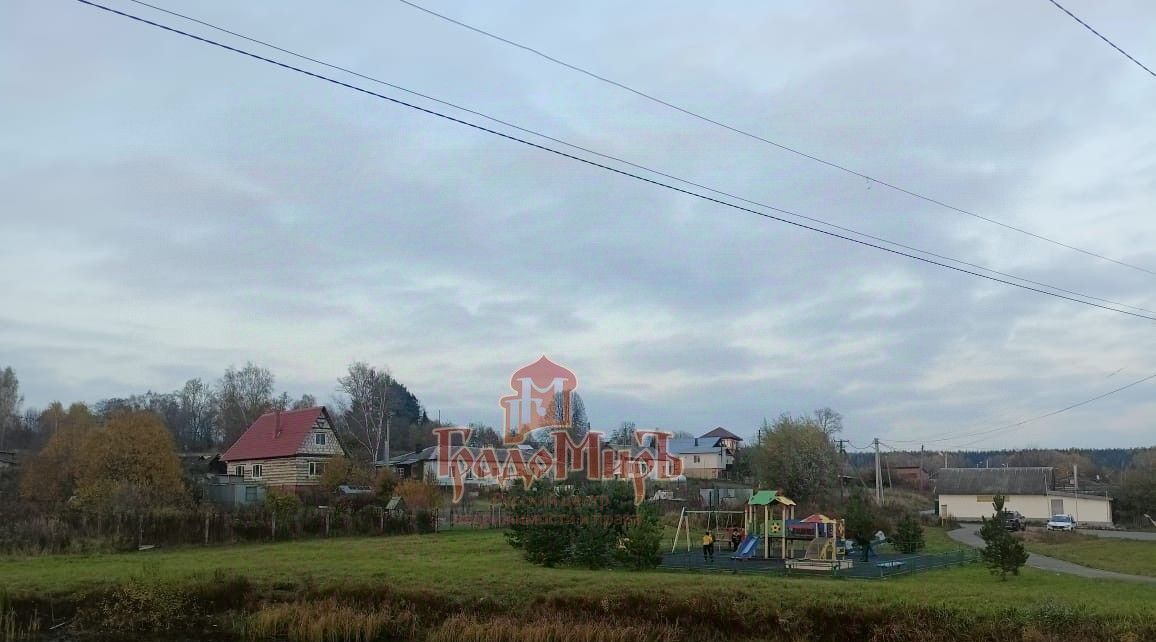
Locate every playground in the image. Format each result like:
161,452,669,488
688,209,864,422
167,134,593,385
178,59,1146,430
665,490,978,579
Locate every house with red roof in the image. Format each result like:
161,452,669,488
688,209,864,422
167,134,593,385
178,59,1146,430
221,406,346,490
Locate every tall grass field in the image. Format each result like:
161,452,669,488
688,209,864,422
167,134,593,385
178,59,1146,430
2,528,1154,641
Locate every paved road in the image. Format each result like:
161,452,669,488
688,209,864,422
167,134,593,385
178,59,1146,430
948,525,1156,584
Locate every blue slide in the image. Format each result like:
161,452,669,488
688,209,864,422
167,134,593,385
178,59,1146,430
730,535,759,560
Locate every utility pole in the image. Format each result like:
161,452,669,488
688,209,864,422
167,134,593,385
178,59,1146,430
919,444,925,492
835,439,849,501
1073,463,1080,525
874,438,883,505
382,411,394,466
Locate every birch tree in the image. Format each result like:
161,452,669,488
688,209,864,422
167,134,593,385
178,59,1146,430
336,362,394,463
0,367,22,449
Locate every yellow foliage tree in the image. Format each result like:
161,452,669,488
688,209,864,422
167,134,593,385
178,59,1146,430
395,478,444,511
19,403,97,503
74,411,189,512
319,455,375,493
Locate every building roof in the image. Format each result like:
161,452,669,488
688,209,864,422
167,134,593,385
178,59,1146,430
935,467,1053,496
222,406,335,462
663,438,725,455
748,490,795,506
699,427,743,442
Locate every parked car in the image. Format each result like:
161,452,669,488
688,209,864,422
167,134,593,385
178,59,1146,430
999,510,1026,531
1046,514,1076,531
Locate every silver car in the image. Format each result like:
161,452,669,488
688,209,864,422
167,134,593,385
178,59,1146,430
1046,514,1075,531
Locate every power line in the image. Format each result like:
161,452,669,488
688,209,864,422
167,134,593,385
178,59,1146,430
889,371,1156,447
397,0,1156,277
72,0,1156,323
111,2,1153,317
1044,0,1156,79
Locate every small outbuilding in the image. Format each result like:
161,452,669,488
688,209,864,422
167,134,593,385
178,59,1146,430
935,467,1112,526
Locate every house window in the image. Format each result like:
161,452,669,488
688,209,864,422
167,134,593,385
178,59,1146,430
244,486,259,502
314,432,327,446
252,464,263,479
693,455,701,463
308,461,324,477
236,465,245,477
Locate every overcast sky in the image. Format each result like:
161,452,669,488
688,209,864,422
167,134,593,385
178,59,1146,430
3,0,1155,451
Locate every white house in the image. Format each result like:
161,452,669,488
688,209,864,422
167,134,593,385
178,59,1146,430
658,428,742,480
936,467,1112,526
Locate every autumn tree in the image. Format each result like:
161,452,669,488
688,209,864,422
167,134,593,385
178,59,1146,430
750,413,840,504
395,478,443,511
74,411,188,513
19,403,98,503
319,455,375,493
217,363,276,449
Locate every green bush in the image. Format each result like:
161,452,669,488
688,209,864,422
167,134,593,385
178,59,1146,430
979,495,1028,580
892,513,926,554
616,504,664,570
504,480,639,569
414,510,436,534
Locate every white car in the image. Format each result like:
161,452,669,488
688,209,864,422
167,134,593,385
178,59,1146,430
1046,514,1076,531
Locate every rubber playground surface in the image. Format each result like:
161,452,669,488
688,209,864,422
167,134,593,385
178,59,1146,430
660,545,978,579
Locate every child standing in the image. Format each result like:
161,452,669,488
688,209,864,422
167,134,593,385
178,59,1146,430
702,530,715,562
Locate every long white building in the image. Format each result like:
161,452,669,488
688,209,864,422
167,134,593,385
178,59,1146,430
935,467,1112,526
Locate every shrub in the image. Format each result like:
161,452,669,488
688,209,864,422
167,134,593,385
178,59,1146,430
395,479,443,512
414,510,436,534
616,504,664,570
892,513,926,554
843,491,889,561
505,480,641,569
979,494,1029,580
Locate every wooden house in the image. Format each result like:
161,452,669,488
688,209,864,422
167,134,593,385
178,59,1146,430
221,407,346,491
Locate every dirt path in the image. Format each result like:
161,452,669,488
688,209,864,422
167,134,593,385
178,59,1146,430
948,525,1156,584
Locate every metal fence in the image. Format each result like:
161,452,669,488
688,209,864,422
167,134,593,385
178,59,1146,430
439,506,508,530
658,547,980,580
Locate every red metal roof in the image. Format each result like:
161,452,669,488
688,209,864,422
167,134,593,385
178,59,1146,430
221,406,331,462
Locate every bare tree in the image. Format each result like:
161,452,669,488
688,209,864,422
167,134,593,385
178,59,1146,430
336,362,394,464
812,407,843,435
217,363,275,449
609,421,637,445
291,394,317,410
178,378,217,450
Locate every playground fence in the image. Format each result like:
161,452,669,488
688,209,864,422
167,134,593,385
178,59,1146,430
439,506,509,530
658,547,980,581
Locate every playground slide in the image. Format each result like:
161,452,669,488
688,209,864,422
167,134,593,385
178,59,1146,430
730,535,759,560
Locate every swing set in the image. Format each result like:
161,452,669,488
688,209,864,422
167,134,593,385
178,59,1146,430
670,507,745,552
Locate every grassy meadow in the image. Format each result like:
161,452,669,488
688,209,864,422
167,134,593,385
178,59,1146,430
1024,530,1156,578
2,527,1155,640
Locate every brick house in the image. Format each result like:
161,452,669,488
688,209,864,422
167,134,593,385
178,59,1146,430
221,407,346,491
